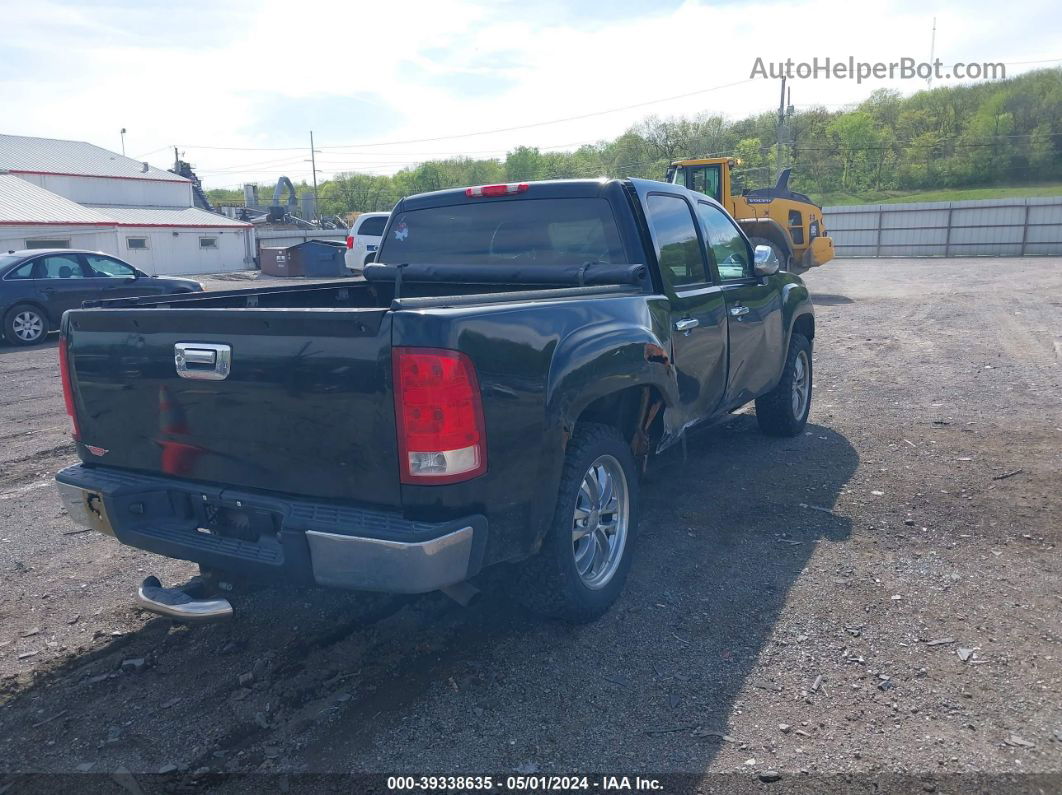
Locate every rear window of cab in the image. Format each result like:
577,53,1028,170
377,198,627,267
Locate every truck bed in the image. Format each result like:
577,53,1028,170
63,270,644,510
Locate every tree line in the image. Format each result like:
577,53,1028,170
207,68,1061,214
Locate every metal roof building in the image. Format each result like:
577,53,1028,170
0,134,253,274
0,134,187,182
0,174,112,225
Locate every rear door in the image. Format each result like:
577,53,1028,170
28,253,100,322
354,215,387,263
695,202,783,407
641,191,727,428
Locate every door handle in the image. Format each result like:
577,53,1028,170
729,305,750,318
175,342,231,381
674,318,699,335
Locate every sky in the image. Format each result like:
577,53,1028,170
1,0,1059,190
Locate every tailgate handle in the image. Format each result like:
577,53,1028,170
175,343,231,381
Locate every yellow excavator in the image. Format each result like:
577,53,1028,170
666,157,834,273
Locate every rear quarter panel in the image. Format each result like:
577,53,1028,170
392,293,676,565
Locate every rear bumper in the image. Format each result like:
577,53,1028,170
55,464,486,594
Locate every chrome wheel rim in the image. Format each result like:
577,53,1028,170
792,350,810,418
571,454,629,590
12,311,44,342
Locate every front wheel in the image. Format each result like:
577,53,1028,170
4,304,49,346
513,423,639,623
755,332,812,437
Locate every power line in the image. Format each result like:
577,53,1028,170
177,78,754,153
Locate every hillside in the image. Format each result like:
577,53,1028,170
208,68,1062,215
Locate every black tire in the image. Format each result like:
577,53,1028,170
3,304,49,346
748,236,792,271
513,423,639,623
755,332,812,437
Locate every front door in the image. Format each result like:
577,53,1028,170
642,191,728,429
81,254,159,299
695,202,783,408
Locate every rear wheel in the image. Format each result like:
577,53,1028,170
4,304,48,346
513,423,638,623
755,332,812,437
748,236,792,271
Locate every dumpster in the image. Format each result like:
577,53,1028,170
259,240,349,277
260,245,298,276
294,239,348,277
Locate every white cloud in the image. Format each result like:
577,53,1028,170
1,0,1058,188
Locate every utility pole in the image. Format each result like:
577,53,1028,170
309,131,320,223
173,146,180,172
927,17,937,89
776,75,787,175
120,128,127,157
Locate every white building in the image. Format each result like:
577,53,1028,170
0,134,254,275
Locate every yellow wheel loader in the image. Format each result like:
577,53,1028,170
666,158,834,273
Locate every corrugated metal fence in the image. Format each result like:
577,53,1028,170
823,197,1062,257
249,200,1062,260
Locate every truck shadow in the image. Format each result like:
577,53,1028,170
0,337,58,355
0,416,857,777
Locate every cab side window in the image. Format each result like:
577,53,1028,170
85,255,135,278
37,254,86,279
645,194,707,289
696,202,751,281
5,261,35,280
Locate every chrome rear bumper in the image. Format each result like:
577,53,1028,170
306,526,474,593
55,466,485,595
56,480,114,536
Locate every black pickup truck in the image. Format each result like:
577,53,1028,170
55,178,815,622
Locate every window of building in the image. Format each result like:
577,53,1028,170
25,239,70,249
199,236,218,250
126,237,149,250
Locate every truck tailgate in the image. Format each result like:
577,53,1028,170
63,308,400,507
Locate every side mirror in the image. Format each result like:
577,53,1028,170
753,245,779,276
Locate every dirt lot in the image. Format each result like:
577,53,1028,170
0,258,1059,789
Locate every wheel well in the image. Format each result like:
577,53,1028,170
4,301,51,326
575,385,666,458
792,313,815,341
739,219,793,258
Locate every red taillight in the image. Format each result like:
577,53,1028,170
392,348,486,485
465,182,529,198
345,235,355,250
58,336,81,441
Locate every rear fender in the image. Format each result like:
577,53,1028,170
525,315,676,552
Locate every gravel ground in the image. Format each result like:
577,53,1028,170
0,258,1058,789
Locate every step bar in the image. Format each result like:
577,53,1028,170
135,576,233,623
